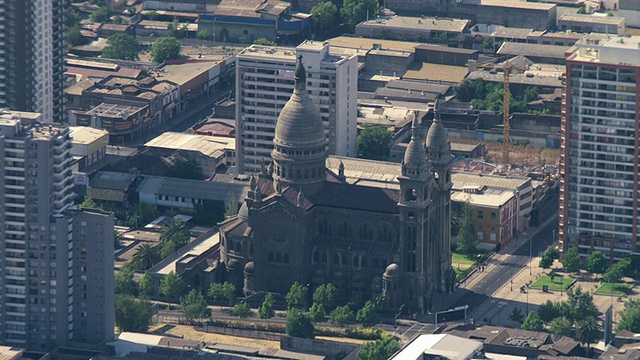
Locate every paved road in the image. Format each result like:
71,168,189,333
449,195,559,315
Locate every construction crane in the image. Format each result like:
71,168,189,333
469,58,514,165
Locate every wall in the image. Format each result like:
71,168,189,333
280,335,359,360
365,52,414,76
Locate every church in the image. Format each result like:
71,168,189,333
218,56,455,313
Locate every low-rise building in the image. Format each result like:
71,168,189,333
414,44,479,67
355,16,471,43
88,170,140,212
144,132,236,176
496,42,570,64
558,13,625,34
69,126,110,171
390,334,485,360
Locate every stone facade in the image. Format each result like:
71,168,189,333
218,59,453,313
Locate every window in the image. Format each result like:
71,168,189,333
478,211,484,220
491,212,497,220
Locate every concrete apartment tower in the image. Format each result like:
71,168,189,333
0,111,114,351
235,40,358,174
0,0,68,122
560,34,640,260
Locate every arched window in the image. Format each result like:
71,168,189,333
322,252,328,263
269,252,275,262
235,242,242,254
333,253,340,265
361,257,368,268
228,239,234,251
353,256,359,267
423,186,429,200
478,211,484,220
276,253,282,263
404,188,417,202
313,251,319,263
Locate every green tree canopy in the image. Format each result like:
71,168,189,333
539,245,559,269
115,266,136,296
357,126,392,161
132,243,161,271
67,26,88,46
159,219,190,258
159,271,185,300
102,33,140,60
356,300,380,327
151,36,182,63
341,0,380,28
587,250,607,276
617,298,640,333
91,6,111,23
312,283,337,310
357,337,400,360
311,1,338,34
330,305,354,327
562,247,582,273
521,311,544,331
549,316,572,336
115,295,153,332
309,302,326,323
145,10,160,20
259,293,276,319
253,38,276,46
208,281,236,306
180,289,209,325
576,316,602,354
138,273,156,298
286,308,315,339
537,300,561,323
456,202,477,256
232,302,252,318
565,286,599,322
286,282,309,310
165,159,204,180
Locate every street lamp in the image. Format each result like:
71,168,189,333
527,232,532,275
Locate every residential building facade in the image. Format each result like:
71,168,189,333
0,111,114,350
560,34,640,260
0,0,68,122
235,41,358,174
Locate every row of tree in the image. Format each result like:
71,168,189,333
540,246,637,283
101,33,181,63
310,0,380,35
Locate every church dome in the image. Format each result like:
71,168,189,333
238,201,249,221
226,258,239,272
384,263,401,278
244,261,255,274
274,56,325,148
426,98,451,154
403,113,428,171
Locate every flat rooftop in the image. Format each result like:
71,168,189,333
569,34,640,65
70,126,109,145
560,13,625,25
327,155,401,190
327,35,421,53
403,62,469,84
145,132,235,158
452,187,515,208
87,103,145,117
480,0,556,10
358,16,470,33
452,172,530,191
157,60,222,86
153,231,220,275
0,345,23,360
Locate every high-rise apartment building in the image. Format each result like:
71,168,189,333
0,111,114,350
235,40,358,174
0,0,68,122
560,34,640,260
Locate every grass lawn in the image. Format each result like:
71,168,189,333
454,267,472,281
452,252,476,266
530,274,574,291
595,282,633,296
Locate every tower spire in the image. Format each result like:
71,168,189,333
294,55,306,92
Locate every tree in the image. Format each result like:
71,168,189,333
357,300,380,327
115,266,136,295
604,259,630,283
160,219,190,249
341,0,380,28
208,282,236,306
357,337,400,360
309,302,326,323
576,316,601,355
521,311,544,331
313,283,337,310
151,36,181,63
587,250,607,277
538,300,561,323
67,8,82,27
285,308,315,339
167,19,188,38
115,295,154,332
617,298,640,333
253,38,276,46
132,243,161,271
523,87,539,103
145,10,160,20
102,33,141,60
91,6,111,23
311,1,338,34
259,293,276,319
127,202,160,228
180,289,209,325
562,247,581,273
138,273,156,298
159,271,185,300
232,302,252,318
67,26,88,46
165,159,204,180
508,307,524,324
330,305,354,327
549,316,572,336
456,202,477,256
357,125,392,161
481,37,494,51
80,196,100,210
286,282,309,310
540,245,559,270
565,286,599,322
